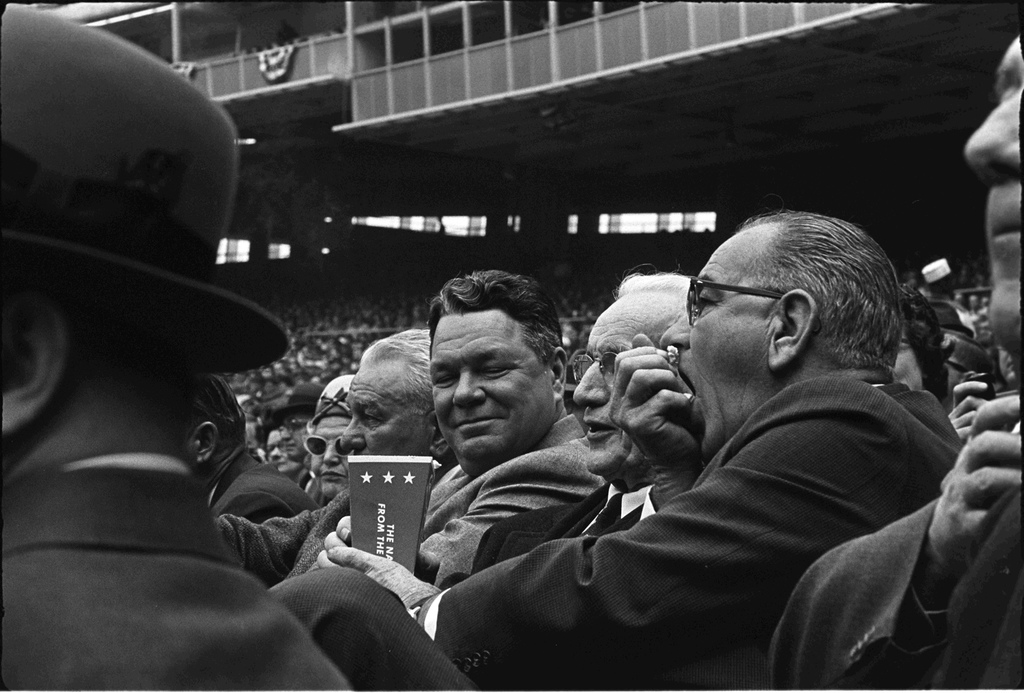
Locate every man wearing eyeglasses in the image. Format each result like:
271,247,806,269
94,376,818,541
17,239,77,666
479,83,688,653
281,211,962,690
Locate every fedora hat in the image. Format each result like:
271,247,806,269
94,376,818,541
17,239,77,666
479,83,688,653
269,383,324,429
1,5,286,372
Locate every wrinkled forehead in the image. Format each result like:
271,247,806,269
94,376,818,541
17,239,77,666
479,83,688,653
700,223,780,280
588,291,688,353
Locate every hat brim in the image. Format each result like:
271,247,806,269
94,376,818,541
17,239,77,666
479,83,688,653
269,403,318,428
4,230,288,373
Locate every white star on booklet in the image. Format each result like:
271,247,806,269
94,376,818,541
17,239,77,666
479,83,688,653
404,472,415,484
361,472,372,483
383,472,395,483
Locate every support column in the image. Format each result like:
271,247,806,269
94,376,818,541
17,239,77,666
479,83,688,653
170,2,182,62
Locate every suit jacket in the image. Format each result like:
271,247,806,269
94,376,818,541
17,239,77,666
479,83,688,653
1,464,349,690
211,449,320,523
469,483,645,574
422,414,601,585
219,413,600,587
770,486,1022,689
428,377,961,690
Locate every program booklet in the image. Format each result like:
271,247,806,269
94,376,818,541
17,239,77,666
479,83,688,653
348,455,435,572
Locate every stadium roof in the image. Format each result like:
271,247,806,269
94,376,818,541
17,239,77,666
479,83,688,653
324,3,1018,177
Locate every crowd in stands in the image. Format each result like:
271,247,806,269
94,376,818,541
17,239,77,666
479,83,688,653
3,7,1019,691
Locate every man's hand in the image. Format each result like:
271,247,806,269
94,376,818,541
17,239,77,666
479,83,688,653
609,334,702,469
921,396,1021,604
947,380,996,444
316,546,441,609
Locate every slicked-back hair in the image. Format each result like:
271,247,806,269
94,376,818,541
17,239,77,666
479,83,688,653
899,285,952,400
736,210,902,373
361,328,434,413
189,373,246,449
615,271,690,301
428,270,562,363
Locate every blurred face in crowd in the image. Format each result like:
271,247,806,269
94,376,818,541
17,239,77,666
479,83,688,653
274,413,312,478
338,355,437,462
964,38,1021,371
665,225,783,459
431,309,565,477
266,429,285,466
308,411,352,502
574,290,688,490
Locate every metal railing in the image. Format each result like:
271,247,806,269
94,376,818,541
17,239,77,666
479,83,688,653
186,32,350,100
349,2,868,122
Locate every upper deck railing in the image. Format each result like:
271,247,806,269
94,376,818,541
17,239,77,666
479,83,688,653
166,3,873,120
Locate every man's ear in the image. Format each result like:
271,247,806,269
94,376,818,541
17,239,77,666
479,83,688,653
548,347,568,402
2,292,72,437
189,421,219,465
767,290,819,374
425,411,451,461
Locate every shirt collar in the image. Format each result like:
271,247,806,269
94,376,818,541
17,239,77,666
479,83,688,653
607,481,653,520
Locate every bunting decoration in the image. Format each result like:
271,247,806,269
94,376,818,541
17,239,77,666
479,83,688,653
257,45,295,84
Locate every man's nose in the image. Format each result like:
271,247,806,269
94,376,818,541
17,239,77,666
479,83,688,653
964,95,1021,186
573,362,608,409
338,428,364,454
452,372,485,407
660,321,692,351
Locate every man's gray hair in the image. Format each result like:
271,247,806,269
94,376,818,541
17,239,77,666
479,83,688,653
736,210,901,373
615,271,690,300
361,328,434,413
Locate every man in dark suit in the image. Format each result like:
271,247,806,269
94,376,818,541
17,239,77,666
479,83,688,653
189,373,320,522
308,210,961,690
468,272,701,575
769,36,1022,689
0,5,348,688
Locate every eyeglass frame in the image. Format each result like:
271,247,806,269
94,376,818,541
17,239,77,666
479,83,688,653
684,276,786,326
570,345,680,384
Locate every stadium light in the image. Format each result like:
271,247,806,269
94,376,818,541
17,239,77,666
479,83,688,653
324,216,333,223
321,247,330,255
235,138,257,146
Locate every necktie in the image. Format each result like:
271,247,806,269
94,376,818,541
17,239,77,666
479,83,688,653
584,492,623,536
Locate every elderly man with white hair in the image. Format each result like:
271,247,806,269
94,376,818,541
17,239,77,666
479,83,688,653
218,329,445,585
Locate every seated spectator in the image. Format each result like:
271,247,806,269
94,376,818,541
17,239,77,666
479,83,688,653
0,7,347,687
285,211,960,690
189,374,320,522
219,295,599,587
894,285,952,402
769,35,1021,689
218,330,444,586
267,382,322,488
303,375,354,505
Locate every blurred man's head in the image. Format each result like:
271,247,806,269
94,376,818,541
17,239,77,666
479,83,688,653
268,383,321,478
337,329,440,468
894,285,951,401
428,270,567,477
662,210,901,459
187,374,248,488
1,5,286,481
964,37,1021,373
573,273,690,490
